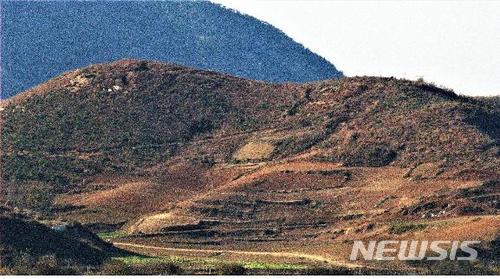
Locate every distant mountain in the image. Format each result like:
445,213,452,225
0,0,342,99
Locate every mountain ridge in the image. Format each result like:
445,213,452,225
1,0,342,99
1,59,497,189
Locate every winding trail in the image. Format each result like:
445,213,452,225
113,241,361,268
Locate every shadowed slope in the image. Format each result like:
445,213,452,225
0,206,118,267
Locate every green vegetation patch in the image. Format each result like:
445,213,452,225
243,262,307,270
112,255,307,271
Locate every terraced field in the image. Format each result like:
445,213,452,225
1,60,498,274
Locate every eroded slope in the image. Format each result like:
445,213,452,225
0,60,498,269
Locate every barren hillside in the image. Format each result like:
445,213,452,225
0,60,498,271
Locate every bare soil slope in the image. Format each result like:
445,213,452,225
0,60,498,271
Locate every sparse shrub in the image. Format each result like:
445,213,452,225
258,102,270,110
33,255,59,275
187,155,215,167
188,119,214,138
100,259,134,275
407,259,494,275
217,263,246,275
298,119,312,127
304,266,353,275
9,253,77,275
374,195,395,207
140,262,182,275
6,181,55,214
389,222,427,234
9,252,33,275
100,260,182,275
24,183,55,214
32,255,78,275
275,132,326,157
342,143,397,167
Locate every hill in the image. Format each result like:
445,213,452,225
0,60,498,273
0,206,114,270
0,0,341,99
1,60,497,189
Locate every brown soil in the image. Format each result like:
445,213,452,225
0,59,498,271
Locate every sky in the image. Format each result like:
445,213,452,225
212,0,500,96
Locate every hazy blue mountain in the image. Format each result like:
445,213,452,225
0,0,342,99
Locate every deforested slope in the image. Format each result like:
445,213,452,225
1,60,498,272
0,59,498,194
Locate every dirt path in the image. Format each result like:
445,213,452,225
113,241,361,268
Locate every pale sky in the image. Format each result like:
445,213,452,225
212,0,500,96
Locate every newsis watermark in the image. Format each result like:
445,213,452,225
350,240,481,261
